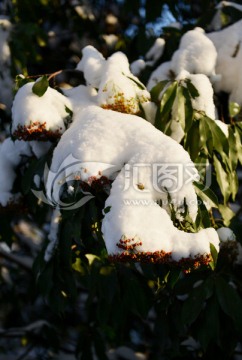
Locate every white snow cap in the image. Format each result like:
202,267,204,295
78,46,150,115
76,45,106,88
147,61,173,91
130,59,146,77
11,81,72,140
46,105,219,262
97,51,150,114
170,27,217,77
63,84,98,116
217,227,236,242
145,38,165,65
208,20,242,105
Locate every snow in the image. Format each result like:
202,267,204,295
77,46,150,115
46,105,219,261
207,20,242,105
130,59,146,77
145,38,165,66
63,84,98,115
147,61,172,91
97,51,150,114
217,227,236,242
76,45,106,88
11,82,72,139
0,138,51,206
170,27,217,78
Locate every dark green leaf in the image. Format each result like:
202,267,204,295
209,243,218,270
213,154,230,203
199,117,213,157
103,206,111,214
181,278,213,325
182,86,194,132
205,116,229,155
184,121,201,161
194,181,219,208
197,295,220,350
32,75,49,97
185,78,199,98
228,126,238,170
15,75,34,93
176,85,186,130
168,269,181,289
150,80,170,102
215,277,242,332
155,81,178,132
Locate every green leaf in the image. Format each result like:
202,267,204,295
182,86,194,132
229,101,241,117
126,75,146,90
234,125,242,165
155,81,178,132
65,105,73,116
204,116,229,155
195,197,211,229
185,78,199,98
184,121,201,161
15,75,34,93
197,295,220,350
194,181,218,208
209,243,218,270
228,126,238,171
213,154,230,203
32,75,49,97
176,85,186,130
199,117,213,156
150,80,170,102
228,170,239,201
218,204,235,226
168,269,181,289
215,277,242,332
103,206,111,214
181,278,213,325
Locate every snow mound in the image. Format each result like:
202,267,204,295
12,82,72,140
46,105,219,263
